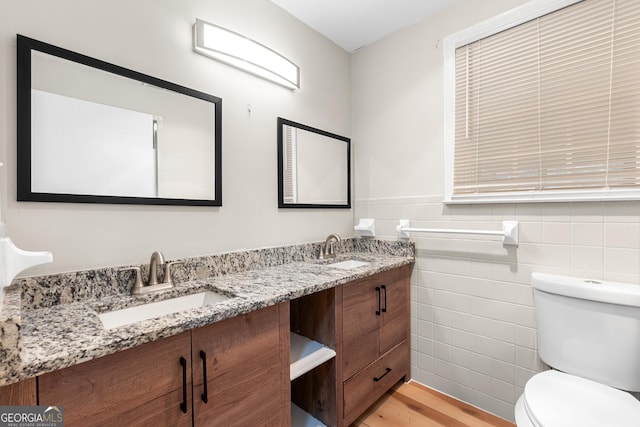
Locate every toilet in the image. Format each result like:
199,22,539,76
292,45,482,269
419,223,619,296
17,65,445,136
515,273,640,426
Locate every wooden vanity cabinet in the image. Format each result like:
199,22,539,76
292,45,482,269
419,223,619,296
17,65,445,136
39,331,193,427
192,303,290,426
341,265,411,426
37,303,290,427
4,263,412,427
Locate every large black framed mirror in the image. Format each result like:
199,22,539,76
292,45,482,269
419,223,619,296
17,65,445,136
277,118,351,208
17,34,222,206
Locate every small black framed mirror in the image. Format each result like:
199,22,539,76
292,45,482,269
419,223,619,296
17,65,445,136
277,117,351,208
17,34,222,206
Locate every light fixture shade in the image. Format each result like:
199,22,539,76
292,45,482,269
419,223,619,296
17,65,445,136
193,18,300,90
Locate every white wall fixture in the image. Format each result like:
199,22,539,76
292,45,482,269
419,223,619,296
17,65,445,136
0,237,52,306
397,219,519,246
193,18,300,90
354,218,375,237
0,158,52,306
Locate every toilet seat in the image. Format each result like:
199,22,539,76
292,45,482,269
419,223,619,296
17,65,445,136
520,370,640,427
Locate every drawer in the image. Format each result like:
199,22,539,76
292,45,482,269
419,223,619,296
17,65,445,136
343,341,409,425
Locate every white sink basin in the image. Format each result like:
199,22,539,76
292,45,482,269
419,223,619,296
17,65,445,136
98,291,229,329
328,259,371,270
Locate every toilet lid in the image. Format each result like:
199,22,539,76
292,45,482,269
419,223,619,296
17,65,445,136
524,370,640,427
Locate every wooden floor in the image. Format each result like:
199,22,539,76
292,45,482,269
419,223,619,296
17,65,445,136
351,381,515,427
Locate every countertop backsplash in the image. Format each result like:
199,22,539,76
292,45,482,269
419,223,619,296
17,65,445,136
14,238,414,311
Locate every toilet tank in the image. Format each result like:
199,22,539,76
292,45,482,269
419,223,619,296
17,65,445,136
532,273,640,391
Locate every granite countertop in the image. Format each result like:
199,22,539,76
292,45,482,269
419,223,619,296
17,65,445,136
5,251,412,385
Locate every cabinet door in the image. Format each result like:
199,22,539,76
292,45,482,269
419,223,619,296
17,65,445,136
38,332,192,427
379,265,410,355
0,378,37,405
342,275,380,380
192,303,288,427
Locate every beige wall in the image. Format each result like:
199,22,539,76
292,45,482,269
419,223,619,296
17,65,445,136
0,0,353,274
353,0,640,422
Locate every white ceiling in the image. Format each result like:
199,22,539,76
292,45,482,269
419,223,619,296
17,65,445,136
270,0,461,52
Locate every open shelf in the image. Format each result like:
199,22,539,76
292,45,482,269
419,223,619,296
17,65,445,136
290,288,338,427
291,403,327,427
290,332,336,381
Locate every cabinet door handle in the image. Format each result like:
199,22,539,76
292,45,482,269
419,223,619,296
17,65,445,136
373,367,392,382
381,284,388,313
200,350,208,403
375,286,381,315
180,356,187,413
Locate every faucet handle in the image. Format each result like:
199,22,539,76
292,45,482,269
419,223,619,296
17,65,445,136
163,261,184,286
319,243,327,260
119,266,144,294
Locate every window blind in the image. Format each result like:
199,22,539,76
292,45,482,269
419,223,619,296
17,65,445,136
283,126,297,202
453,0,640,198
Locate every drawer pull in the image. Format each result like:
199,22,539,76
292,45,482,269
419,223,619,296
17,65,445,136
373,367,392,382
381,284,388,313
200,350,209,403
180,356,187,413
375,286,381,315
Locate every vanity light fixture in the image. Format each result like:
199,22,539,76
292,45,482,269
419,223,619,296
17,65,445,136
193,18,300,90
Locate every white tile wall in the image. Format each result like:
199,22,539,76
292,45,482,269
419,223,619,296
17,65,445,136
355,196,640,422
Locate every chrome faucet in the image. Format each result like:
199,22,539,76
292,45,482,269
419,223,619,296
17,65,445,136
320,233,341,259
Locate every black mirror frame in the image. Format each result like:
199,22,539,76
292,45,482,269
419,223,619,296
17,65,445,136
17,34,223,206
277,117,351,209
